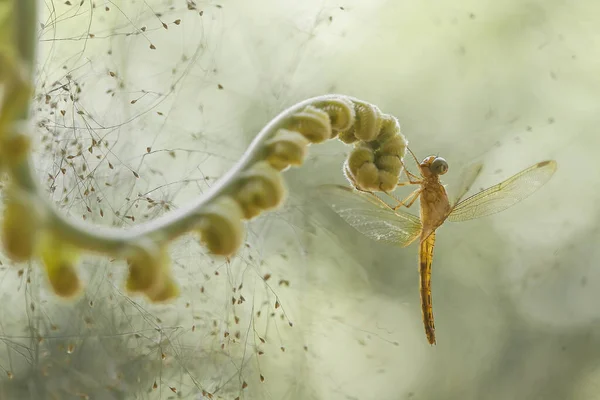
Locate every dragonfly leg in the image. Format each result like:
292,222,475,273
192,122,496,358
387,187,422,210
344,160,422,211
396,168,422,187
397,178,422,187
399,158,422,184
404,170,422,184
362,187,422,212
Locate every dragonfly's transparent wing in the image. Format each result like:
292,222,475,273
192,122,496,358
449,161,484,206
317,184,422,247
448,160,557,222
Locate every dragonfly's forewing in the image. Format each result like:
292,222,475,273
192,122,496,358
449,161,484,206
317,185,422,247
447,160,557,222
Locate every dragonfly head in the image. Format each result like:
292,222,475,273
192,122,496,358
420,156,449,177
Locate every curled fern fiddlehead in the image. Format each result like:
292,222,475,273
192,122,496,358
1,3,411,306
340,103,408,192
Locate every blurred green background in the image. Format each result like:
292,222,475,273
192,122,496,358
1,0,598,399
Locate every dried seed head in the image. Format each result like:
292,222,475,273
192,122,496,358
265,129,310,170
288,105,332,143
197,196,245,256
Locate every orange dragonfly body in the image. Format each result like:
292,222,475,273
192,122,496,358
320,152,557,345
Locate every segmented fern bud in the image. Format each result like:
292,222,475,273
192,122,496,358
265,129,310,171
355,162,380,190
316,97,355,136
235,161,286,219
352,100,383,142
1,128,31,168
341,111,408,192
125,240,165,294
337,126,358,144
377,115,406,157
376,154,404,192
125,241,179,302
1,186,43,262
148,274,180,303
0,57,32,138
287,105,332,143
346,146,374,177
376,171,398,192
197,196,246,256
376,154,403,176
39,233,81,298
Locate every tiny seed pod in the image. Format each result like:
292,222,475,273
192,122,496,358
317,97,355,134
337,126,358,144
1,187,42,262
288,106,332,143
378,170,398,192
197,196,245,256
39,233,81,298
352,101,383,142
355,162,379,191
346,147,374,177
265,129,310,170
235,161,286,219
376,155,402,176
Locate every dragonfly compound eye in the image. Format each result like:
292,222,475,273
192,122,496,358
431,157,448,175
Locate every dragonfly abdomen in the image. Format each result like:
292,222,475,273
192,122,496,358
419,231,437,345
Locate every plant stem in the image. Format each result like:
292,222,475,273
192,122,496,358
14,0,37,120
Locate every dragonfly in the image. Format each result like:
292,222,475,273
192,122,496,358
319,149,557,345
